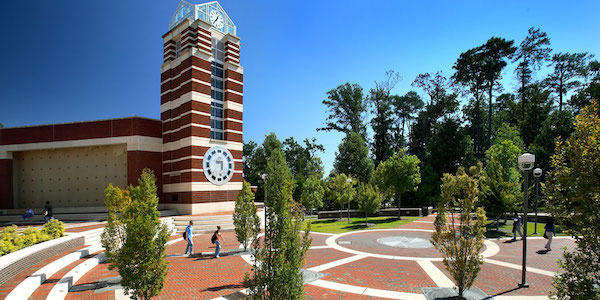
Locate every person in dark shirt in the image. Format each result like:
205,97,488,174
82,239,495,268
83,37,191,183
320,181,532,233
44,201,53,223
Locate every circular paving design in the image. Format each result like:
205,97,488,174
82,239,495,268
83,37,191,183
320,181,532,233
377,236,433,248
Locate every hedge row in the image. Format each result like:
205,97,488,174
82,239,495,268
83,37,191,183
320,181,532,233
0,220,66,256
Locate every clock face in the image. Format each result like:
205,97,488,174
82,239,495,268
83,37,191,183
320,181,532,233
203,146,234,185
209,10,224,30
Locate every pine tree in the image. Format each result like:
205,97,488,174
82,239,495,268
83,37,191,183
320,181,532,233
101,169,170,300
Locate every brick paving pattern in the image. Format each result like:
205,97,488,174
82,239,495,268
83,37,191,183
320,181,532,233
0,213,575,299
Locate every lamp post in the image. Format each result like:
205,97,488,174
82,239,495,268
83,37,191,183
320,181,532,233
518,153,535,289
346,178,352,224
533,168,542,235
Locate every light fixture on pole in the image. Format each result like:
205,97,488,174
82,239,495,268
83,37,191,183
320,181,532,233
346,178,352,224
517,153,535,289
533,168,542,235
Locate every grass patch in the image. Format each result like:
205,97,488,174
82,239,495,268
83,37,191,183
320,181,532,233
305,216,420,234
484,219,568,239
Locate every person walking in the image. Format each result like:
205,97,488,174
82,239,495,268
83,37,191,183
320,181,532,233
212,226,224,258
44,201,53,223
544,218,556,251
184,221,194,256
512,212,523,241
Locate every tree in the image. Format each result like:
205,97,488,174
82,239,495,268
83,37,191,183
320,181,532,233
243,141,262,185
431,166,487,299
243,133,286,201
370,71,400,166
453,46,486,157
480,37,517,149
373,150,421,219
521,83,553,147
479,124,522,230
544,52,593,111
356,183,383,225
545,100,600,299
513,27,552,121
101,169,170,300
319,83,368,138
531,110,575,172
300,174,325,214
233,181,260,251
327,173,356,219
570,59,600,113
333,131,374,183
391,91,424,149
428,118,475,177
246,148,311,299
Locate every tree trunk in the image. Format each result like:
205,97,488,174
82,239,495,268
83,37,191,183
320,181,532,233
488,85,493,150
476,95,481,157
521,56,527,121
496,215,500,231
340,204,343,219
397,194,402,220
365,212,368,226
559,79,563,111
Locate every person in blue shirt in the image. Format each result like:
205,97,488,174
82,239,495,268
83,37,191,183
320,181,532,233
544,218,556,251
22,208,34,220
185,220,194,256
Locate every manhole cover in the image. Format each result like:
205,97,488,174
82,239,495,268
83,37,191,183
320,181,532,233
377,236,433,248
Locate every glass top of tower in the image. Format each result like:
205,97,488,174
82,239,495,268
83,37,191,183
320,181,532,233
169,1,236,35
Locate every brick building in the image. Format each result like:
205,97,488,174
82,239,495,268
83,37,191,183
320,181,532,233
0,1,243,215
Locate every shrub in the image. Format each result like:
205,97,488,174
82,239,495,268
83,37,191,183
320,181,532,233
0,221,65,256
43,219,65,239
18,227,39,247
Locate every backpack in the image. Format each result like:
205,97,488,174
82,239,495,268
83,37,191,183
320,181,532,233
183,231,187,240
211,233,217,244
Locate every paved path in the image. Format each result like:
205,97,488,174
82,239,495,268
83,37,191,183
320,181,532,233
1,214,575,299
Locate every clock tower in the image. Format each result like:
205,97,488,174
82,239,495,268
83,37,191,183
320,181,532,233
160,1,243,214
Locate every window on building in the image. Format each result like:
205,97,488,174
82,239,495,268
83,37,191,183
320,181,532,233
212,38,225,62
175,40,181,57
210,58,225,140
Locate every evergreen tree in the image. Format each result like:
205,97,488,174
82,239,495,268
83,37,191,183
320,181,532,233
101,169,170,300
246,149,311,299
453,47,486,157
333,131,374,183
545,100,600,299
513,27,552,121
544,52,593,111
319,83,368,139
432,166,487,299
233,181,260,251
480,37,517,148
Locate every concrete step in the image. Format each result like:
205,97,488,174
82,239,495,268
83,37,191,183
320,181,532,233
0,210,179,226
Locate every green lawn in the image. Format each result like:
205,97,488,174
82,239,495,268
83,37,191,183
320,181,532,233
305,216,420,234
485,220,568,239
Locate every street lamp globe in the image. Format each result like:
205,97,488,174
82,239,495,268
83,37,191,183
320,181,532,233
518,153,535,171
533,168,542,177
346,178,352,183
261,174,267,180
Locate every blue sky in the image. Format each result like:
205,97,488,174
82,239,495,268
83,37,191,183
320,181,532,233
1,0,599,175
